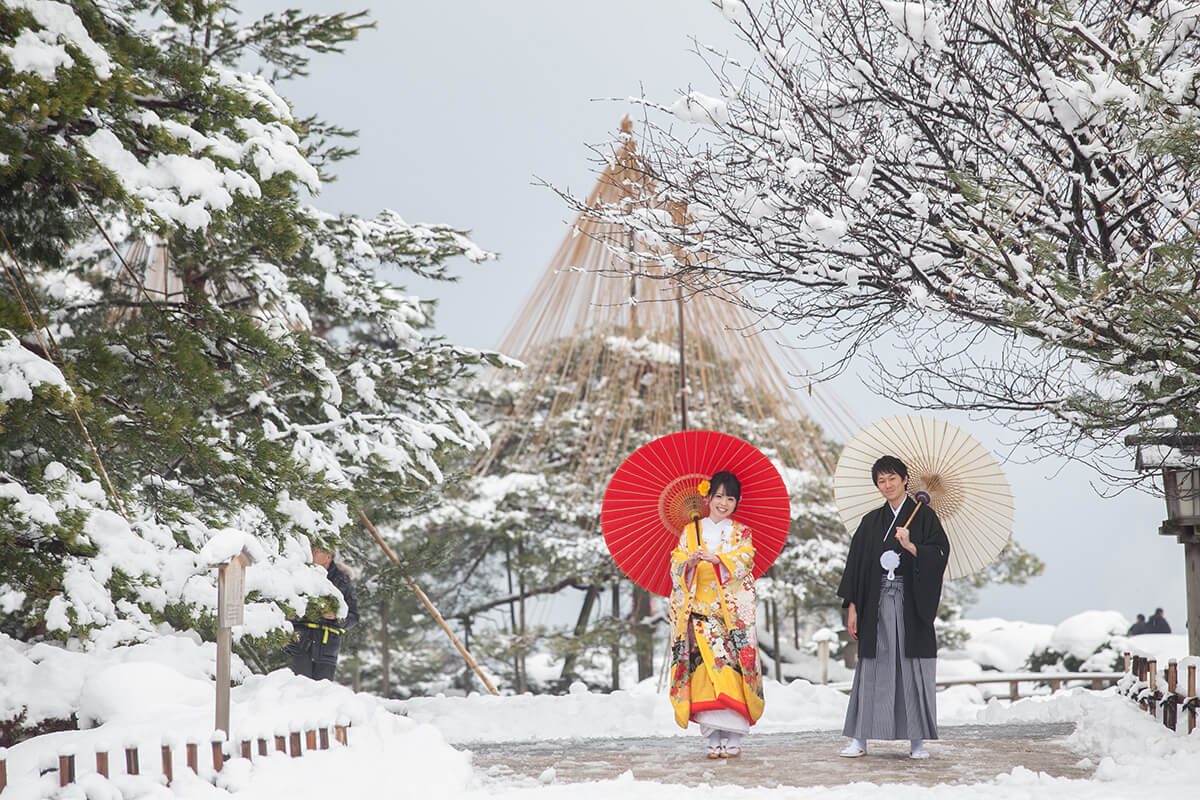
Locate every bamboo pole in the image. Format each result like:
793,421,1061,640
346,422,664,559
358,510,499,695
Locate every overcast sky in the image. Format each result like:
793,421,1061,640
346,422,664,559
238,1,1182,628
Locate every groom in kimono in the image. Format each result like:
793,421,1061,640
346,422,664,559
836,455,949,759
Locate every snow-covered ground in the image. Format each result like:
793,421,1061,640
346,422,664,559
2,613,1196,798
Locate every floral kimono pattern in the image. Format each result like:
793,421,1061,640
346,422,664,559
667,518,764,729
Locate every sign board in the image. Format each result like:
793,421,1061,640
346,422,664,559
217,553,248,628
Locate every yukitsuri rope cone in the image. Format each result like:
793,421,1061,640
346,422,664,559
477,116,855,486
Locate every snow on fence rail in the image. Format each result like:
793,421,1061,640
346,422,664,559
828,671,1123,700
0,721,351,792
1118,652,1199,734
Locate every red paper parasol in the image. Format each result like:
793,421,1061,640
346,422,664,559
601,430,791,596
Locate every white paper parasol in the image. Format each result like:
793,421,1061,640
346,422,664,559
832,416,1015,579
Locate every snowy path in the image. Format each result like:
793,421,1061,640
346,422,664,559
467,723,1087,789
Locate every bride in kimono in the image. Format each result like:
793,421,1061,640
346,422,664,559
667,470,765,758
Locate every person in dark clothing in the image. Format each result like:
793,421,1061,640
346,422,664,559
1128,613,1148,635
289,546,359,680
837,455,950,760
1145,608,1171,634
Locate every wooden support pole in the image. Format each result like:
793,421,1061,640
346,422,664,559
257,738,268,757
334,724,348,746
1186,542,1200,657
211,741,224,772
58,754,74,787
319,728,330,750
358,510,498,695
289,731,302,758
186,743,199,773
240,740,252,760
96,750,108,778
274,734,287,754
161,744,173,784
1009,680,1019,701
125,745,139,775
305,729,317,751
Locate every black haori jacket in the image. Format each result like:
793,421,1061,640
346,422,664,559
836,496,950,659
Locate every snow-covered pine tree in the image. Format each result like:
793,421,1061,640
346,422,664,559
0,1,501,671
574,0,1200,484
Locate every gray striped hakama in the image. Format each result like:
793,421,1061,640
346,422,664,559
842,575,938,740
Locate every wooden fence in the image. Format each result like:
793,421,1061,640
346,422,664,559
0,721,350,793
1117,652,1199,734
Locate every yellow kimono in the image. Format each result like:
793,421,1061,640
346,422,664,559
668,517,764,729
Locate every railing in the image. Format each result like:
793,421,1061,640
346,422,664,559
0,721,350,793
829,671,1123,699
1117,652,1199,734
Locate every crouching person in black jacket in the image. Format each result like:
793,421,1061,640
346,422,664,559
289,545,359,681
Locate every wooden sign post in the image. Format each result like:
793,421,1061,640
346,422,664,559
215,547,256,735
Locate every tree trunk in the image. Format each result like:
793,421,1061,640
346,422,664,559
462,616,473,693
560,585,599,683
792,601,799,650
505,541,520,688
380,594,391,697
610,582,621,691
633,586,653,682
772,599,782,682
518,539,528,693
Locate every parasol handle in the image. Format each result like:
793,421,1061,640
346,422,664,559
902,491,933,528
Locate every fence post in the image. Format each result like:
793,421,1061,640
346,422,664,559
161,743,173,784
334,723,348,746
274,731,287,754
257,737,268,757
1,747,6,793
305,728,317,751
96,748,108,778
1148,659,1158,718
1009,680,1019,701
186,741,199,774
125,743,140,775
58,753,75,787
319,727,330,750
1189,664,1197,734
289,729,302,758
240,740,252,760
211,731,226,773
1167,660,1179,731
